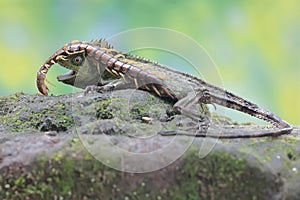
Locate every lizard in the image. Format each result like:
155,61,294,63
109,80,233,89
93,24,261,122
37,39,293,138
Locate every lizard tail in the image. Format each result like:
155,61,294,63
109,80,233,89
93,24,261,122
205,85,293,132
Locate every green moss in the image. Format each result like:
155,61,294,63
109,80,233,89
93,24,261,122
0,91,173,133
88,95,169,123
95,99,117,119
282,136,300,144
237,139,299,171
0,137,289,199
105,146,279,200
129,102,150,119
166,149,276,199
1,106,28,132
0,145,120,199
1,97,74,132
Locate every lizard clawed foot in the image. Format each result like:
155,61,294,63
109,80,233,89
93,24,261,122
158,118,210,137
158,129,208,137
84,85,115,95
158,130,187,136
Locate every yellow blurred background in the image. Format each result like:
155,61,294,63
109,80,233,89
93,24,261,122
0,0,299,124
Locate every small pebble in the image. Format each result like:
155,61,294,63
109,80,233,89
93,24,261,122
142,117,153,123
45,131,57,137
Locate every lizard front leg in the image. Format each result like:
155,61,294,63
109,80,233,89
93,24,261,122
84,79,135,95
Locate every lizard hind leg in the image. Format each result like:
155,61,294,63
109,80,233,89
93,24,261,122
159,90,211,137
159,89,293,139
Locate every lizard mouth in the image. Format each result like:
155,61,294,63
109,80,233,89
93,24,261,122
57,69,98,89
57,70,77,85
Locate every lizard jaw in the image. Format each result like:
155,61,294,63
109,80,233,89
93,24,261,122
57,70,98,89
57,70,77,85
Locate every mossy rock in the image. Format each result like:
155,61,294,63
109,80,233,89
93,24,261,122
0,91,299,199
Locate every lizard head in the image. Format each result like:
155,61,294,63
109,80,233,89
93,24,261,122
56,49,102,90
56,50,85,72
37,41,103,95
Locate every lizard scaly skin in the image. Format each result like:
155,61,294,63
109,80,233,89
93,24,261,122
37,39,293,138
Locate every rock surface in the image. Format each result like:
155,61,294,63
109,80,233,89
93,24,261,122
0,91,299,200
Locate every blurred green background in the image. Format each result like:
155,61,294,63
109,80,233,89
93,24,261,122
0,0,299,124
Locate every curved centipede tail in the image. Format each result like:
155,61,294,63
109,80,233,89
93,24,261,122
37,71,49,95
37,49,65,95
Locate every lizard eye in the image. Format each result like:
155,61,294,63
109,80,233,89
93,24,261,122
72,56,83,66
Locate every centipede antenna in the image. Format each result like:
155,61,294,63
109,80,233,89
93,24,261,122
45,78,56,87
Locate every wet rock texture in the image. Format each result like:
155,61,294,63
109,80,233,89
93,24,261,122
0,91,299,200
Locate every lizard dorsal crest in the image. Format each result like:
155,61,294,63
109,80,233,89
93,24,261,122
90,39,114,49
